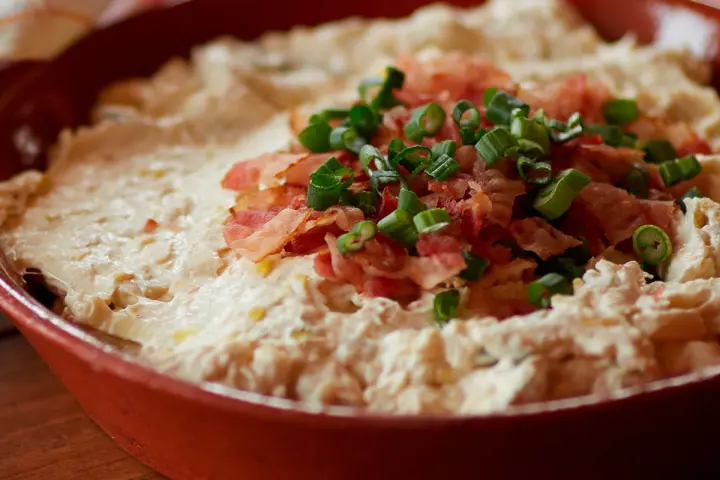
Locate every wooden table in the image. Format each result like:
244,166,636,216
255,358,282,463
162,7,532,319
0,331,164,480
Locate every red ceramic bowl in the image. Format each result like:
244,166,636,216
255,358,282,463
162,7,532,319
2,1,720,479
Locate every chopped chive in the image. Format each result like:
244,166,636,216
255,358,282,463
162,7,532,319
460,251,489,282
644,139,677,164
676,186,703,214
404,103,447,142
434,289,461,326
659,160,683,187
475,126,518,166
602,99,640,125
677,155,702,180
452,100,482,129
528,273,572,309
377,208,418,246
307,171,353,211
398,188,427,216
359,66,405,110
632,224,672,265
510,115,550,155
336,220,377,254
482,87,498,107
353,191,378,216
413,208,451,234
329,126,366,154
391,145,432,175
586,124,623,147
619,133,639,149
517,156,553,185
533,168,591,220
460,127,478,145
485,91,530,126
388,138,406,162
298,122,332,153
426,154,460,181
348,104,380,139
618,162,649,198
431,140,457,160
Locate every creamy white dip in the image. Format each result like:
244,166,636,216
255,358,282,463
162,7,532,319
2,0,720,414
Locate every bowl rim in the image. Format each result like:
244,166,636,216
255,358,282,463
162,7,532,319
2,0,720,425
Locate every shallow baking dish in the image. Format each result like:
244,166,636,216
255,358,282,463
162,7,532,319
2,1,720,478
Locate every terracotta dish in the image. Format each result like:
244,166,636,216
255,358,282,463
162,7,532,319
2,1,720,478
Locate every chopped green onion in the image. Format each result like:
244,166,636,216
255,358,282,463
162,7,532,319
527,273,572,309
434,289,461,326
602,99,640,125
329,126,366,154
377,208,418,246
644,139,677,164
359,66,405,110
619,132,639,149
533,168,591,220
431,140,457,160
485,91,530,126
618,162,649,198
413,208,451,234
353,191,378,216
676,186,703,214
307,172,352,211
311,157,353,189
388,138,406,162
517,156,553,185
391,145,432,176
537,256,585,282
460,251,489,282
475,126,518,166
338,190,354,206
659,160,683,187
632,224,672,265
460,127,477,145
298,122,332,153
314,156,346,176
348,104,380,139
404,103,447,143
452,100,482,129
359,144,386,173
337,220,378,254
586,124,623,147
677,155,702,180
398,188,427,216
482,87,498,107
316,108,350,121
426,154,460,182
550,112,584,143
510,115,550,154
370,170,406,192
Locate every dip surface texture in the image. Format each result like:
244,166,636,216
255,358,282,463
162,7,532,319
2,0,720,414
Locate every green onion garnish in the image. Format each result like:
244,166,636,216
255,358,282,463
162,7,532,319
460,127,478,145
619,132,639,149
475,126,518,166
677,155,702,180
426,154,460,181
434,289,461,326
511,115,550,155
298,122,332,153
348,104,380,139
316,108,350,122
329,126,366,154
392,145,432,176
602,99,640,125
431,140,457,160
485,91,530,126
482,87,498,107
359,66,405,110
413,208,451,234
377,208,418,246
549,112,584,143
452,100,482,129
533,168,591,220
398,188,427,216
404,103,447,143
388,138,406,162
336,220,378,254
527,273,572,309
644,139,677,164
618,162,649,198
353,191,378,216
632,224,672,265
586,124,623,147
676,186,703,214
659,161,683,187
459,251,489,282
517,156,553,185
307,171,353,211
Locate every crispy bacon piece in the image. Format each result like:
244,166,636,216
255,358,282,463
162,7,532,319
416,234,464,256
144,219,159,233
226,208,312,262
522,75,611,124
462,190,492,239
281,152,347,187
509,217,582,260
428,176,469,199
576,182,675,245
233,186,306,211
287,207,365,254
469,168,525,228
222,158,265,191
405,253,466,289
364,276,420,301
571,144,646,184
378,187,399,220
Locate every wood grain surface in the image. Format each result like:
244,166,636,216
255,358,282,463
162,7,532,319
0,331,164,480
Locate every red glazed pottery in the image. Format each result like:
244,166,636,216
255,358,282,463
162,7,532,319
1,1,720,479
